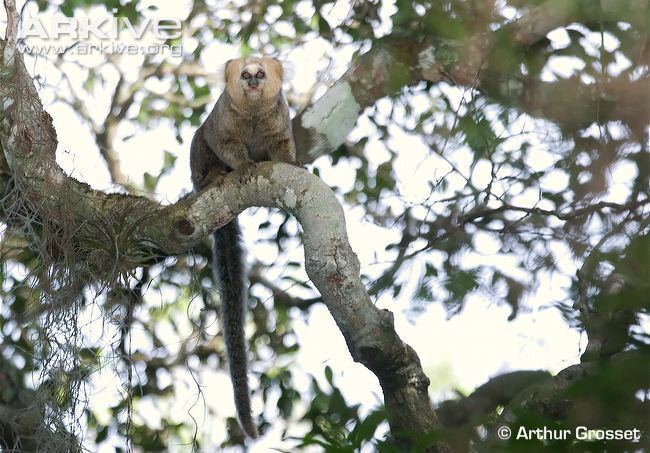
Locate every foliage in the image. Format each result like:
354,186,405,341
0,0,648,451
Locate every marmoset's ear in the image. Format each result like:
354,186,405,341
221,58,239,85
261,57,294,82
261,57,285,81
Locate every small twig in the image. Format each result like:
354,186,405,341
249,265,321,310
368,209,416,296
459,198,649,224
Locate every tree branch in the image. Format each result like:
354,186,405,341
249,265,321,310
459,198,650,223
500,350,650,425
436,370,551,428
2,0,18,65
292,0,649,163
0,40,448,452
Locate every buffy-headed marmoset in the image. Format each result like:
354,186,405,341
190,56,296,438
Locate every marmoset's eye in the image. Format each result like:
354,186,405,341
241,72,251,79
256,71,265,79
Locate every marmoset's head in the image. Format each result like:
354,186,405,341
225,56,284,105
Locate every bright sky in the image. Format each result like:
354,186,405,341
3,1,640,452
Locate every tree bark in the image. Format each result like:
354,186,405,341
0,26,448,453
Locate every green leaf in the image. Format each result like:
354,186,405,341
324,365,334,385
350,408,387,445
162,151,177,171
143,172,158,191
445,269,479,301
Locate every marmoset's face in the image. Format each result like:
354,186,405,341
225,57,283,103
239,61,267,99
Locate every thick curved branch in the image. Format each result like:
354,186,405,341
188,169,447,450
0,41,448,452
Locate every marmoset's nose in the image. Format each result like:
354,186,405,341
249,77,259,88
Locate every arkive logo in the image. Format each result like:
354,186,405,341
17,9,182,56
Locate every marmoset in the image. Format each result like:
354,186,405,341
190,56,296,438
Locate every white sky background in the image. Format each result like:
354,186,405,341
2,0,643,451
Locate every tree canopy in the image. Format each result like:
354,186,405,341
0,0,648,452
